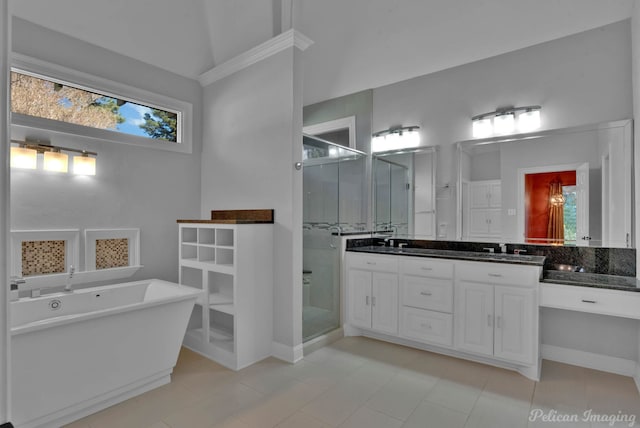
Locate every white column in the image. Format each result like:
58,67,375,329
0,0,11,423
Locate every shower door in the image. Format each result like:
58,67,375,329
302,135,365,342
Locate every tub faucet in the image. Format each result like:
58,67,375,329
10,276,25,302
64,265,75,292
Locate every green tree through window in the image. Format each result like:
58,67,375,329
11,71,178,142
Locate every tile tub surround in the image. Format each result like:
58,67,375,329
346,238,636,277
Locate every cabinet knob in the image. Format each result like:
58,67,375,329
488,273,502,277
581,299,597,304
421,267,433,271
420,291,433,296
366,262,376,265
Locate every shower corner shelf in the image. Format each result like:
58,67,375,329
178,222,273,371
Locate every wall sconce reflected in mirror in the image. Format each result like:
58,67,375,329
472,106,541,138
10,140,97,176
371,126,421,153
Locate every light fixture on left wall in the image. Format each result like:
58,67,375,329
10,140,97,175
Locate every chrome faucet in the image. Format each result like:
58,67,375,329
328,225,343,235
64,265,75,292
10,276,25,302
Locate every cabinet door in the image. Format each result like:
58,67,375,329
454,281,494,356
348,269,372,329
469,183,490,208
486,209,502,236
494,286,534,364
468,210,490,236
371,272,398,335
488,182,501,207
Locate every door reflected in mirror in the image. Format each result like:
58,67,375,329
457,119,633,248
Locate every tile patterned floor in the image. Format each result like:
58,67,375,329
66,336,640,428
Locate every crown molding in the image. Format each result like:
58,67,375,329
198,29,313,87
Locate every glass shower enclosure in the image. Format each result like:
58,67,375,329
302,135,366,342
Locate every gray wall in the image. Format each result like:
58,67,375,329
200,48,303,350
372,19,632,240
10,18,203,284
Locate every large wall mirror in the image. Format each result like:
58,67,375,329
456,120,633,248
373,147,437,238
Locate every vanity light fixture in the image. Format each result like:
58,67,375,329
43,148,68,173
10,144,37,169
73,152,97,176
472,106,541,138
10,140,97,176
371,126,421,153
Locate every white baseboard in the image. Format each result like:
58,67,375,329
271,341,304,364
541,344,636,377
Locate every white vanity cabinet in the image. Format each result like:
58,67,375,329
345,251,541,379
399,258,454,346
347,253,399,335
454,261,538,365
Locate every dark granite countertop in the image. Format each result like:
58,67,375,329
347,245,546,266
541,271,640,292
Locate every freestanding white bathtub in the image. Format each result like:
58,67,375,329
10,279,201,428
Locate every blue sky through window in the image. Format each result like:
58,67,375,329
117,102,153,138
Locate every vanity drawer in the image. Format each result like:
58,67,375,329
401,258,454,279
400,306,453,346
401,275,453,312
347,253,398,273
540,283,640,319
457,261,539,287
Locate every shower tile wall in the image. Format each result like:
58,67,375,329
21,240,66,276
96,238,129,270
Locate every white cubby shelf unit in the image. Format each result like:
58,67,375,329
178,222,273,370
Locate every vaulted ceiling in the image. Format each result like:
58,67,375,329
11,0,634,105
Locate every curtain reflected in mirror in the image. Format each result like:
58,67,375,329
525,171,576,245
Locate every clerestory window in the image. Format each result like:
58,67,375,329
10,55,193,153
